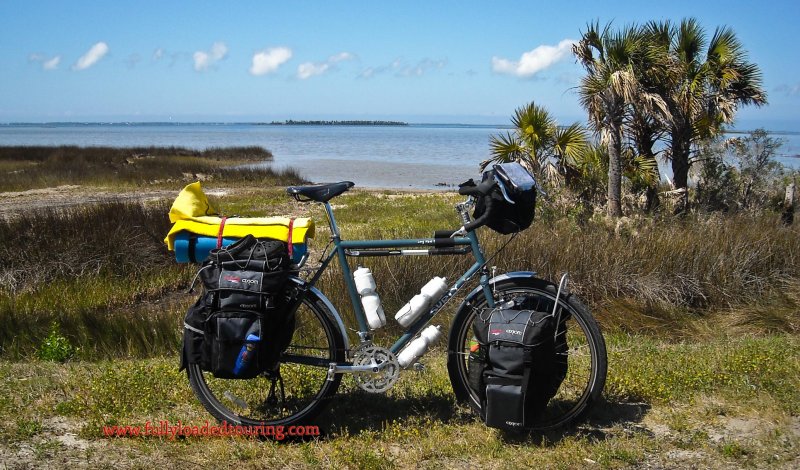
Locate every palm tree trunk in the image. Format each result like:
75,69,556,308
607,123,624,217
634,133,660,213
671,141,690,189
670,127,691,214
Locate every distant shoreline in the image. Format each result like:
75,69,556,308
262,120,409,126
1,121,797,134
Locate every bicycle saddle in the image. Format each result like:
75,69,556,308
286,181,355,202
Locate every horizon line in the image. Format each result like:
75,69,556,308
1,121,798,134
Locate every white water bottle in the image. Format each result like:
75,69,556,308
397,325,442,368
353,267,386,330
394,277,448,328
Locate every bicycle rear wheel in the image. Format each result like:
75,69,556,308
187,287,345,426
447,276,607,431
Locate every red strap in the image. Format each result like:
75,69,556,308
287,218,294,258
216,216,228,249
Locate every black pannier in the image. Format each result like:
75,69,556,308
465,162,538,234
469,295,569,430
180,235,295,379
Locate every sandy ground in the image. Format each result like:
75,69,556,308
0,184,448,219
0,406,796,468
0,185,231,217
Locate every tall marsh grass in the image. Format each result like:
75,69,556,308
0,145,305,191
504,214,800,308
1,191,797,359
0,201,192,358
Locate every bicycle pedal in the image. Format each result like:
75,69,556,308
412,362,425,371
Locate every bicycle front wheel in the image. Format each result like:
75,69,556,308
187,288,346,427
447,276,607,432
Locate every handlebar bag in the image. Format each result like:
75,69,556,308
472,162,537,234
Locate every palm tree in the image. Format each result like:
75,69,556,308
485,101,587,188
628,31,671,210
654,18,767,212
573,22,664,217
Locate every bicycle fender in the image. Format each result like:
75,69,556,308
288,277,350,351
449,271,538,329
464,270,538,305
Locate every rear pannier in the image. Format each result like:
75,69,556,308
180,235,295,379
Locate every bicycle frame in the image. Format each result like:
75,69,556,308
302,199,497,358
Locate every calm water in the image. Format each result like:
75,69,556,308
0,123,506,189
0,123,797,189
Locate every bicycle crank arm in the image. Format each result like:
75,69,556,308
326,361,390,381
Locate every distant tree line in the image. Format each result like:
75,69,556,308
265,120,408,126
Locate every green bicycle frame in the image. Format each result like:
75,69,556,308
304,200,497,356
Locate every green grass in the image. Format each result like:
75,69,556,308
0,334,797,467
605,333,800,413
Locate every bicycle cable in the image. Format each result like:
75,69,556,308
480,231,519,270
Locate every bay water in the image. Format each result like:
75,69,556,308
0,123,797,190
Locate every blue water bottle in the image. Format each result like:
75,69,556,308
233,334,260,376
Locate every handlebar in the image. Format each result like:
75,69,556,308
455,176,498,233
463,195,494,232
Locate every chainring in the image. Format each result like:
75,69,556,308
352,345,400,393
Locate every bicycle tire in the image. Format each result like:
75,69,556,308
447,276,607,431
187,287,346,427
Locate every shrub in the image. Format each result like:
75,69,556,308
36,322,76,362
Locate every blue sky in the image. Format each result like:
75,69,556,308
1,0,799,129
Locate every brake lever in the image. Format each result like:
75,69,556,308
450,226,467,238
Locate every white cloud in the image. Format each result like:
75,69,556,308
297,62,329,79
153,48,164,60
296,51,355,79
43,56,61,70
329,52,354,63
193,42,228,71
29,53,61,70
492,39,576,78
249,47,293,76
358,57,446,79
775,83,800,96
73,42,109,71
398,58,446,77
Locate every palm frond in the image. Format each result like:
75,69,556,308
513,102,556,152
486,132,525,170
626,154,660,187
553,124,589,167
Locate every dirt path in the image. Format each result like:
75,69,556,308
0,184,445,219
0,185,229,217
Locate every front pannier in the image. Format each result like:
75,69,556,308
472,162,537,234
470,295,569,430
